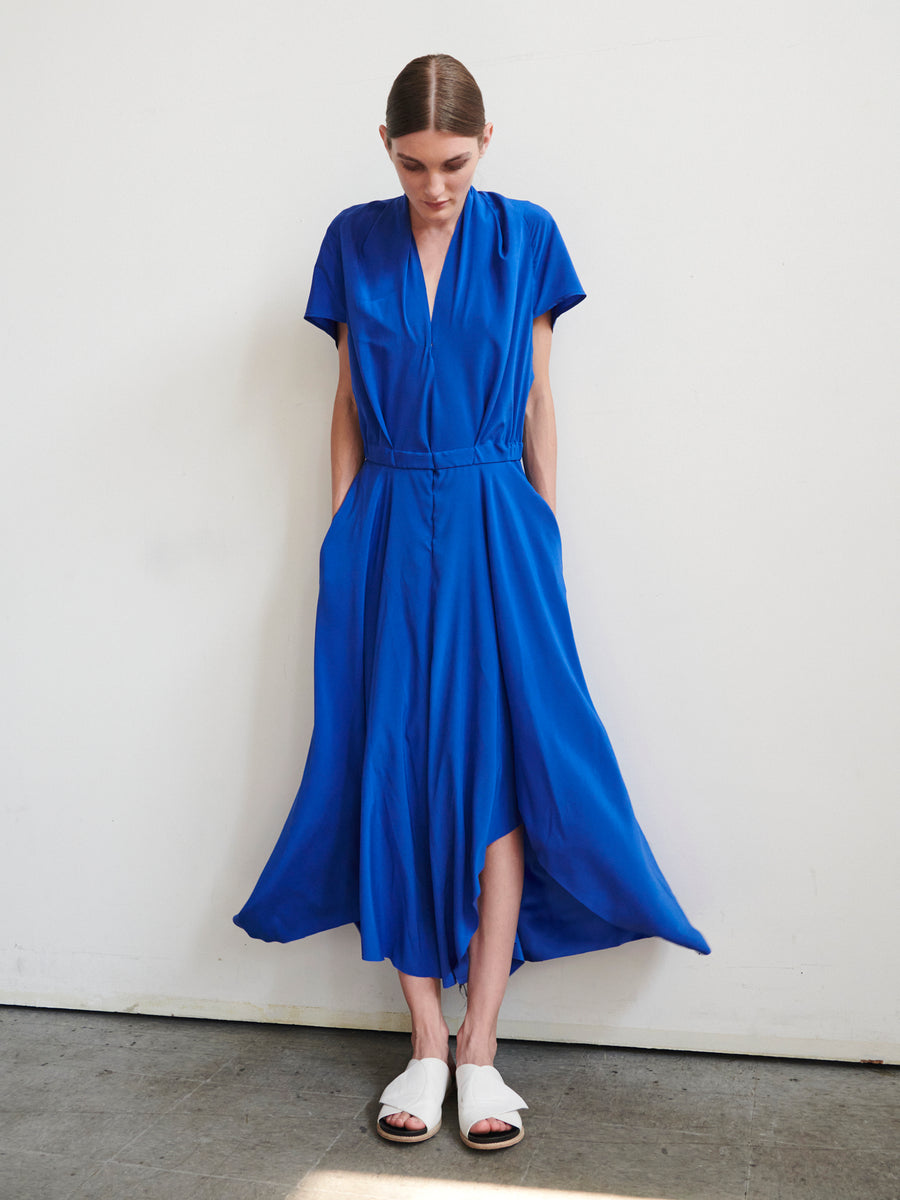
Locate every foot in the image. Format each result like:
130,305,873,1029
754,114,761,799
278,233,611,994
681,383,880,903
454,1029,509,1135
456,1063,527,1150
377,1057,452,1141
379,1030,452,1136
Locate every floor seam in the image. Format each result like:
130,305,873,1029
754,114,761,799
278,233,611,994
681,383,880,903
301,1123,357,1182
164,1060,243,1115
78,1160,312,1186
100,1060,239,1164
61,1158,106,1200
743,1068,759,1198
516,1138,541,1185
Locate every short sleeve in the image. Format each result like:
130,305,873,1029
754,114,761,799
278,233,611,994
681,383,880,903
526,204,586,326
304,218,347,343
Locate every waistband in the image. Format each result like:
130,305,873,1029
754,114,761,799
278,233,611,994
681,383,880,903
365,441,523,471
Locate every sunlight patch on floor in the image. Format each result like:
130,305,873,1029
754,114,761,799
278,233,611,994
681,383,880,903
288,1171,670,1200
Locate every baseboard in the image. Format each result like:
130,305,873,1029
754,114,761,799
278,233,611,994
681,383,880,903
2,989,896,1065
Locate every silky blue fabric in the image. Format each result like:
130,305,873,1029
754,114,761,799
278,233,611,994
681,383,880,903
234,188,710,984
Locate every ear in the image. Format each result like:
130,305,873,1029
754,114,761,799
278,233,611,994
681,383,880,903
378,124,391,153
480,122,494,156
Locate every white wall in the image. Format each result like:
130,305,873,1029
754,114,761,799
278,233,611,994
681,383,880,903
2,1,898,1063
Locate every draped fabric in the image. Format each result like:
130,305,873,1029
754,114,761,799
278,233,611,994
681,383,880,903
234,188,709,984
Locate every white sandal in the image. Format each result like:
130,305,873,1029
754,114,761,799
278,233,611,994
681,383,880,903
456,1063,527,1150
377,1057,452,1143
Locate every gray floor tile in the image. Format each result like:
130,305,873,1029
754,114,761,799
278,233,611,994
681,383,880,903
6,1036,229,1082
483,1041,589,1123
0,1059,199,1117
747,1145,900,1200
750,1056,898,1098
1,1008,239,1062
524,1134,751,1199
596,1046,761,1095
1,1008,164,1050
0,1148,97,1200
2,1007,898,1200
66,1161,290,1200
0,1110,142,1163
277,1180,378,1200
751,1067,900,1150
227,1027,405,1099
313,1121,535,1190
286,1170,532,1200
171,1065,369,1123
111,1109,342,1185
553,1075,756,1144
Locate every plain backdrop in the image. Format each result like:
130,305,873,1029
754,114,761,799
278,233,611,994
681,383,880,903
1,1,898,1062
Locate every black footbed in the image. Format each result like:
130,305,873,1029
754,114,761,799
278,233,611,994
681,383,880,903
465,1126,521,1146
378,1116,429,1138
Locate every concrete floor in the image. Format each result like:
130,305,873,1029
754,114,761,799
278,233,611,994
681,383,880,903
1,1006,897,1200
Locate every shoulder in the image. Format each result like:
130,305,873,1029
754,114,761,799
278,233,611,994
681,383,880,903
470,192,585,321
474,191,560,240
322,197,404,245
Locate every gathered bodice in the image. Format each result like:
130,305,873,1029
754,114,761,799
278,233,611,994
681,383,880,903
304,188,586,463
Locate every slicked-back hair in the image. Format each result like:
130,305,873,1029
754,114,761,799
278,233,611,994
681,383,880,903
385,54,486,145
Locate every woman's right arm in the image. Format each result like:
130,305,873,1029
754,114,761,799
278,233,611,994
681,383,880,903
330,322,364,516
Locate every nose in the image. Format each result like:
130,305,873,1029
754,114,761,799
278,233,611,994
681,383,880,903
423,172,443,198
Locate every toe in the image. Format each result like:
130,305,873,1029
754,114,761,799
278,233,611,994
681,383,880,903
469,1117,512,1135
386,1110,425,1130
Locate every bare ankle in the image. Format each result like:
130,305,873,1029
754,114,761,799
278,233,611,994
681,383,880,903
455,1022,498,1067
411,1019,451,1062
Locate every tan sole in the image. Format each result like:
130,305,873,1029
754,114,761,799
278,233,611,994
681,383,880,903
460,1124,525,1151
377,1118,441,1144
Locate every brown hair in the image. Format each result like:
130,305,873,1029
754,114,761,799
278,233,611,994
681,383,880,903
385,54,486,145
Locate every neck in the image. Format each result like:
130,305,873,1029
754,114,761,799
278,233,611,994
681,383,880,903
407,189,470,241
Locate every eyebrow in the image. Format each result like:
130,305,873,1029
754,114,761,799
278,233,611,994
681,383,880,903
397,153,472,168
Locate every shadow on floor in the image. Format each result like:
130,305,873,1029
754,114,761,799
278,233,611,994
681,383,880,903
0,1006,897,1200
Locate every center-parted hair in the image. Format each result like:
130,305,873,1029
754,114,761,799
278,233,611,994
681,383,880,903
385,54,486,144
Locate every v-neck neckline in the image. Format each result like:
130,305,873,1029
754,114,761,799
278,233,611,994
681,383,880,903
407,187,472,324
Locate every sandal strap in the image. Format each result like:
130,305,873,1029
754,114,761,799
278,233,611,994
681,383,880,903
456,1063,527,1137
379,1058,451,1131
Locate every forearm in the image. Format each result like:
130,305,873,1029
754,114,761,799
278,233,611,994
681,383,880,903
522,389,557,513
331,390,364,515
330,323,364,515
523,312,557,512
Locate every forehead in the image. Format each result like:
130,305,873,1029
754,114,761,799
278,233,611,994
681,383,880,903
391,129,479,163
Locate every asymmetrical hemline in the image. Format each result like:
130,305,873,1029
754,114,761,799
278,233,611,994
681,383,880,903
234,188,710,985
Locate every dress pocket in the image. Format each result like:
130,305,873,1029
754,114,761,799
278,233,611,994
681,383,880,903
321,468,362,550
512,462,562,543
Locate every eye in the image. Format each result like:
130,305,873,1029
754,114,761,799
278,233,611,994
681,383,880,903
401,162,423,173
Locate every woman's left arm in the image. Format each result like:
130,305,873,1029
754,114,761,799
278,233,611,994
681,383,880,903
522,312,557,513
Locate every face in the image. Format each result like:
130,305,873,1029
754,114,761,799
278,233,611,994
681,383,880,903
379,125,492,230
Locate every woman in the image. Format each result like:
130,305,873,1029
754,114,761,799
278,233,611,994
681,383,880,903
235,53,709,1151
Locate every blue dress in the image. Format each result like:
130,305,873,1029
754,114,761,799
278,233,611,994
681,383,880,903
234,187,710,984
